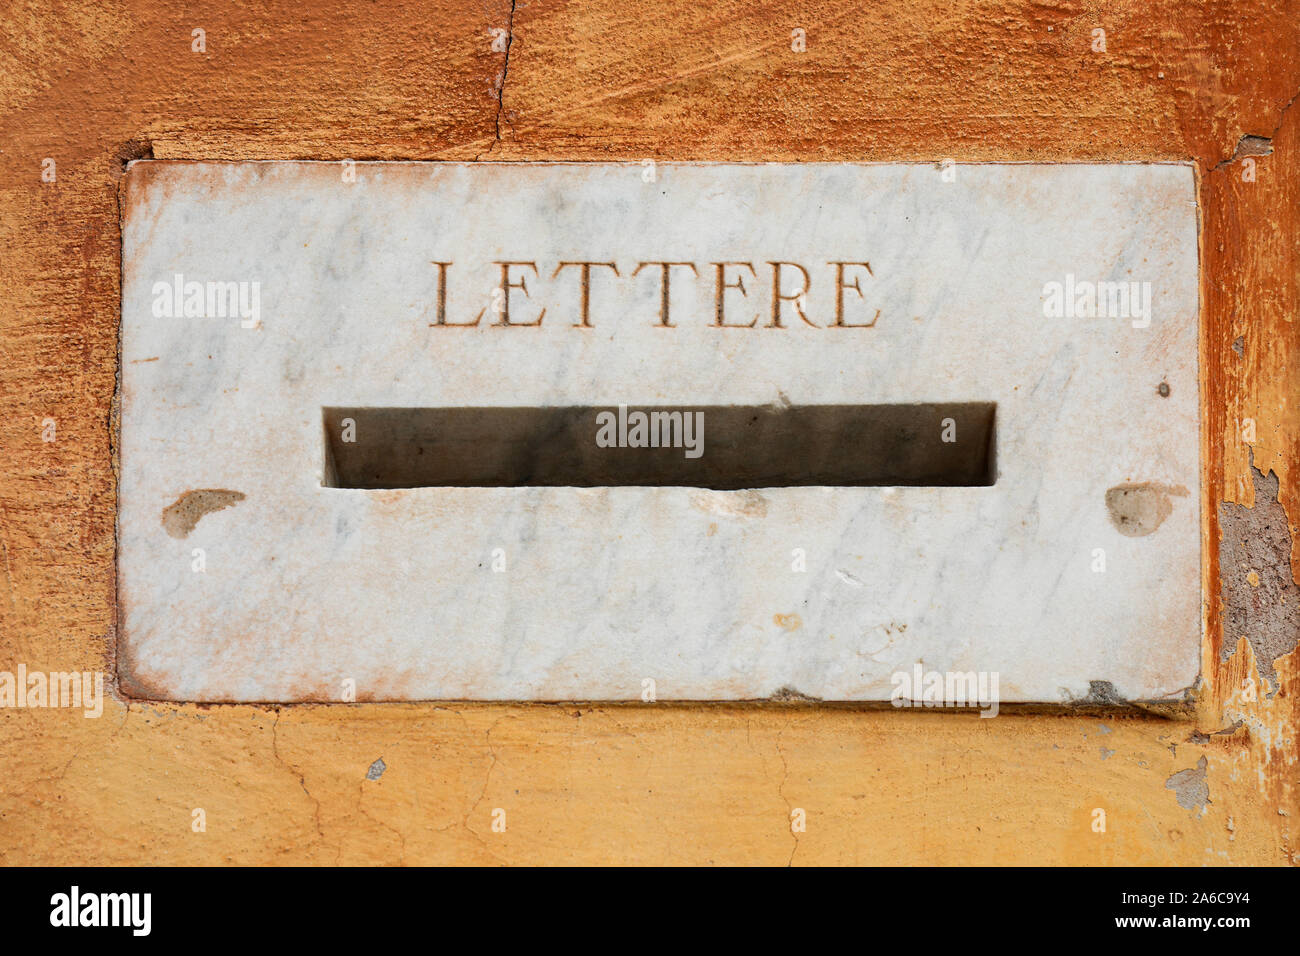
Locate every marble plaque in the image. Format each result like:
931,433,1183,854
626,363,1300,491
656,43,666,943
118,161,1200,704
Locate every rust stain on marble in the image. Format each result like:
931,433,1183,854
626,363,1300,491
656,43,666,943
161,489,246,538
1105,482,1189,537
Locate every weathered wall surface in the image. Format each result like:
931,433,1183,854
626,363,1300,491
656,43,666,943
0,0,1296,864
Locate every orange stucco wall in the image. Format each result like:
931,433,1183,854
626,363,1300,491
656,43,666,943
0,0,1296,864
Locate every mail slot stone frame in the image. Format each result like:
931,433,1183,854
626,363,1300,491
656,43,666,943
116,160,1201,704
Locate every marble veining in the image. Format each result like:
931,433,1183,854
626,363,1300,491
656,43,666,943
118,161,1200,702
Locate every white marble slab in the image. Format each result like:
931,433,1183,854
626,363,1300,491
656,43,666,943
118,161,1200,703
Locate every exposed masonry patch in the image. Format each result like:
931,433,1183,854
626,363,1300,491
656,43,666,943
1080,680,1123,705
160,489,245,539
1218,454,1300,695
1187,721,1243,745
1212,134,1274,172
113,137,154,177
1165,755,1210,812
769,687,822,703
1105,482,1189,537
366,758,386,781
1231,134,1275,159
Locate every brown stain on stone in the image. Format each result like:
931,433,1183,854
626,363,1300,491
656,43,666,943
114,648,174,701
774,612,802,631
689,489,767,518
1105,482,1190,537
161,489,246,539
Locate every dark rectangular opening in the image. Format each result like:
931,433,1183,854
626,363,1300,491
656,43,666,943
322,404,996,489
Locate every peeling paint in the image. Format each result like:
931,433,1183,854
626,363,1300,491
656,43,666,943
1211,133,1274,171
1218,456,1300,694
1165,756,1211,812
